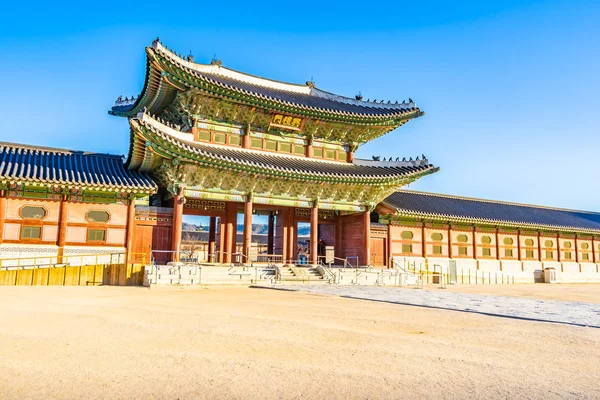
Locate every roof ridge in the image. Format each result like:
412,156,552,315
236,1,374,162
396,189,600,216
150,40,416,110
0,141,124,159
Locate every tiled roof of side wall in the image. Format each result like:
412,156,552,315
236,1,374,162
383,191,600,232
0,142,157,192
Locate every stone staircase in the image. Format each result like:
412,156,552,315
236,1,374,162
276,265,327,283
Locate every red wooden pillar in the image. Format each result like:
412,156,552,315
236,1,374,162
224,202,237,264
191,118,198,139
287,209,295,262
363,210,371,266
306,139,313,158
243,196,253,263
171,192,184,262
208,216,216,261
310,204,318,264
218,215,227,264
57,195,69,263
267,212,275,255
125,197,136,264
0,190,6,245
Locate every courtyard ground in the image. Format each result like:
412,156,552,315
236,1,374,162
0,285,598,399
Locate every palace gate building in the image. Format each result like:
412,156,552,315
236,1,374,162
1,39,600,283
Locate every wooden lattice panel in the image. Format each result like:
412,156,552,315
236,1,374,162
184,199,226,212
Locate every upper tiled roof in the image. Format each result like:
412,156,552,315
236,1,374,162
0,142,156,193
110,40,423,123
129,114,438,183
383,190,600,233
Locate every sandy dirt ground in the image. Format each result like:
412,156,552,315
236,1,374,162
0,286,598,400
435,283,600,303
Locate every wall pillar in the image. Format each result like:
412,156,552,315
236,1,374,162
0,190,6,245
57,195,69,263
125,198,136,264
537,231,542,262
422,222,427,258
446,224,451,258
335,216,343,260
310,204,319,264
574,235,579,263
363,210,370,266
208,216,216,261
242,196,253,263
516,230,522,261
267,212,275,255
171,192,184,262
495,228,500,261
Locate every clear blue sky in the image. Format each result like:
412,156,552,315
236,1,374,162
1,0,598,210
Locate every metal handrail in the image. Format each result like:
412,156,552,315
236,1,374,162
0,252,143,269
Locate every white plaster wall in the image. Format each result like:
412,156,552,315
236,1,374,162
478,259,501,272
580,263,598,274
500,260,523,274
561,262,580,274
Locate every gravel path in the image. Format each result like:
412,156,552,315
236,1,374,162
257,285,600,328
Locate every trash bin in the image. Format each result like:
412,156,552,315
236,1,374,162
298,254,307,265
543,267,556,283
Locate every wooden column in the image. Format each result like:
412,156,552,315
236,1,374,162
556,233,561,263
224,203,237,264
191,118,198,138
310,204,319,264
347,151,354,163
306,139,313,158
208,216,216,261
574,235,579,263
472,226,477,260
267,212,274,255
422,222,427,258
242,196,253,263
57,195,69,263
593,237,597,264
243,125,251,149
495,228,500,260
517,230,522,260
125,198,136,264
446,224,451,258
287,209,295,262
171,193,184,262
386,223,393,269
363,210,371,266
537,231,543,262
0,190,6,245
218,216,226,263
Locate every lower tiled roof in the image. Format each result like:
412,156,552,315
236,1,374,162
131,115,439,183
383,190,600,233
0,142,156,193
